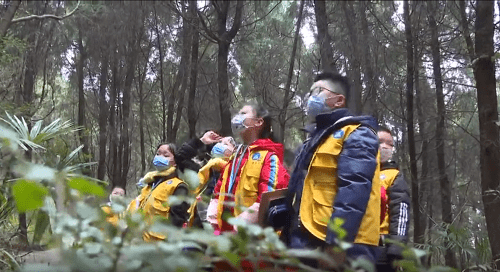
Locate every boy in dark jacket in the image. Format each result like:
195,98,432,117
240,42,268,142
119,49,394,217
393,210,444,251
376,126,410,271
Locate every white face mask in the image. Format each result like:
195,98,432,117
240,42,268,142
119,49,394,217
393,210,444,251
380,147,393,163
109,194,122,204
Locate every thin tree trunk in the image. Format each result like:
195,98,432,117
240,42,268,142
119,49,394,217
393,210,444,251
188,0,200,138
108,54,120,188
359,1,377,118
414,55,427,246
138,60,147,175
76,28,91,176
314,0,337,72
474,1,500,268
458,0,474,62
173,3,193,140
0,0,21,38
215,1,244,136
341,2,362,115
428,2,456,267
279,0,305,144
404,0,421,246
97,55,109,181
154,6,166,142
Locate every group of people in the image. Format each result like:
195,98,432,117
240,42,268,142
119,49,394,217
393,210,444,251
103,71,410,271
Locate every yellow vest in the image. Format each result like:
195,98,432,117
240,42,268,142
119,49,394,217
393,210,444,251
379,168,399,235
217,150,269,227
186,157,229,227
299,124,381,246
137,177,185,241
101,205,119,226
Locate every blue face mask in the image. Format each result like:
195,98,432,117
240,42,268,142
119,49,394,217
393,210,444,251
306,95,331,117
211,143,230,158
152,155,172,171
231,114,248,135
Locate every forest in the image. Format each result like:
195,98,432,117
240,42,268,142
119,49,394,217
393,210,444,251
0,0,499,271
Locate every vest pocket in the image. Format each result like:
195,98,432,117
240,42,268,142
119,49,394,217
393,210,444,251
312,188,334,227
152,195,170,217
240,179,259,207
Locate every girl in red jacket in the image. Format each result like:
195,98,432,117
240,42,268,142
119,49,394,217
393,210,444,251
207,103,290,233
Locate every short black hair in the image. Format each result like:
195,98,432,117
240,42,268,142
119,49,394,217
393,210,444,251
314,71,350,104
378,125,392,136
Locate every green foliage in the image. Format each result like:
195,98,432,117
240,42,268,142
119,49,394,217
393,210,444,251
12,179,49,212
68,177,106,197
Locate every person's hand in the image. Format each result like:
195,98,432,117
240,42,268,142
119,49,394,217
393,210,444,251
200,131,221,145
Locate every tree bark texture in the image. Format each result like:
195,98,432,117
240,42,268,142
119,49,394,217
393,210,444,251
279,0,305,144
0,0,21,38
188,0,200,139
215,1,244,137
341,2,362,115
358,1,377,118
404,0,421,246
428,2,457,267
474,0,500,267
314,0,337,73
76,27,91,176
97,55,109,181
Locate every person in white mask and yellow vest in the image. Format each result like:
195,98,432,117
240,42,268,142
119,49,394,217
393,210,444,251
376,126,410,272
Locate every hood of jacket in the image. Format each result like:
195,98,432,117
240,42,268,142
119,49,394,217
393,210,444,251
248,138,285,162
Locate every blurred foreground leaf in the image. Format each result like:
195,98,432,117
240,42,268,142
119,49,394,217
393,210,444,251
12,179,48,212
68,177,106,197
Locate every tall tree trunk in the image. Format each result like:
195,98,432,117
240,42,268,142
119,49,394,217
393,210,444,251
97,55,109,181
173,4,193,140
278,0,305,144
154,6,166,142
414,56,427,246
108,55,119,187
314,0,337,72
428,3,456,267
215,1,244,136
473,1,500,268
358,1,377,118
0,0,21,38
188,0,200,138
341,2,362,115
138,59,148,175
404,0,421,245
76,28,91,176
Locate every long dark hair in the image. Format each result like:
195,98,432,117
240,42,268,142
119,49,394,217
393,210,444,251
246,102,279,143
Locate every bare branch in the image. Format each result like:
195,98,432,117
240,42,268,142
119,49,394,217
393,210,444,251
11,1,80,24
